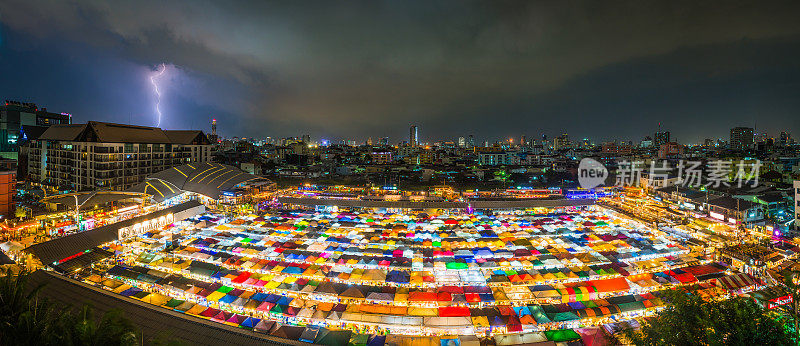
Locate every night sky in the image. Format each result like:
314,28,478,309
1,1,799,144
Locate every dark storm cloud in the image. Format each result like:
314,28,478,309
1,0,799,142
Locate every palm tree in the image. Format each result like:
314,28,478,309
770,270,800,342
0,271,140,345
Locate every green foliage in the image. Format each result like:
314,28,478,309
0,272,139,346
621,290,795,346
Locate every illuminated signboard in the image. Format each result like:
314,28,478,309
118,213,174,240
768,295,792,309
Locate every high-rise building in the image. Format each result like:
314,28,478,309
26,121,212,191
794,180,799,231
729,127,754,151
553,134,570,150
658,142,684,159
467,135,474,148
457,136,466,147
0,168,15,219
641,136,654,148
520,135,527,147
208,118,218,143
1,100,72,159
410,125,419,147
379,137,389,146
779,131,791,147
602,142,632,155
654,131,671,148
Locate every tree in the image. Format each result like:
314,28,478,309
620,290,794,346
493,169,509,187
0,271,140,346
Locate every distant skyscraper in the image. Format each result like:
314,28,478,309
553,133,570,150
458,136,466,147
379,137,389,146
520,135,527,147
302,134,311,143
794,181,800,232
729,127,754,151
654,131,670,148
209,118,218,143
468,135,474,148
779,131,791,147
410,125,418,147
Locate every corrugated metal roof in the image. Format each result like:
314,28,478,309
42,191,148,210
706,196,759,210
146,163,266,199
25,200,203,265
26,270,308,346
128,179,184,202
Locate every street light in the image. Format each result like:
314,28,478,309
73,194,81,231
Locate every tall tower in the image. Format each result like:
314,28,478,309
410,125,419,147
209,118,218,142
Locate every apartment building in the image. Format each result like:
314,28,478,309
795,180,799,231
26,121,212,191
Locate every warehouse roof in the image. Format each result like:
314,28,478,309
127,178,184,202
146,162,269,199
41,191,149,210
25,200,202,266
706,196,760,211
26,270,307,346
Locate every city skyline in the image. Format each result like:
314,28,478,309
1,100,792,148
0,1,799,143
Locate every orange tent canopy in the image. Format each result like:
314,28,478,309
588,277,630,293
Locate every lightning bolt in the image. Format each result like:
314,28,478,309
150,63,167,127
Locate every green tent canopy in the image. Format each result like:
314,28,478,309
544,329,581,342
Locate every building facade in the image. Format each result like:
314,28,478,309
26,122,212,191
730,127,754,151
0,170,16,219
658,142,684,159
654,131,671,148
705,196,764,225
553,134,570,150
795,180,799,231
